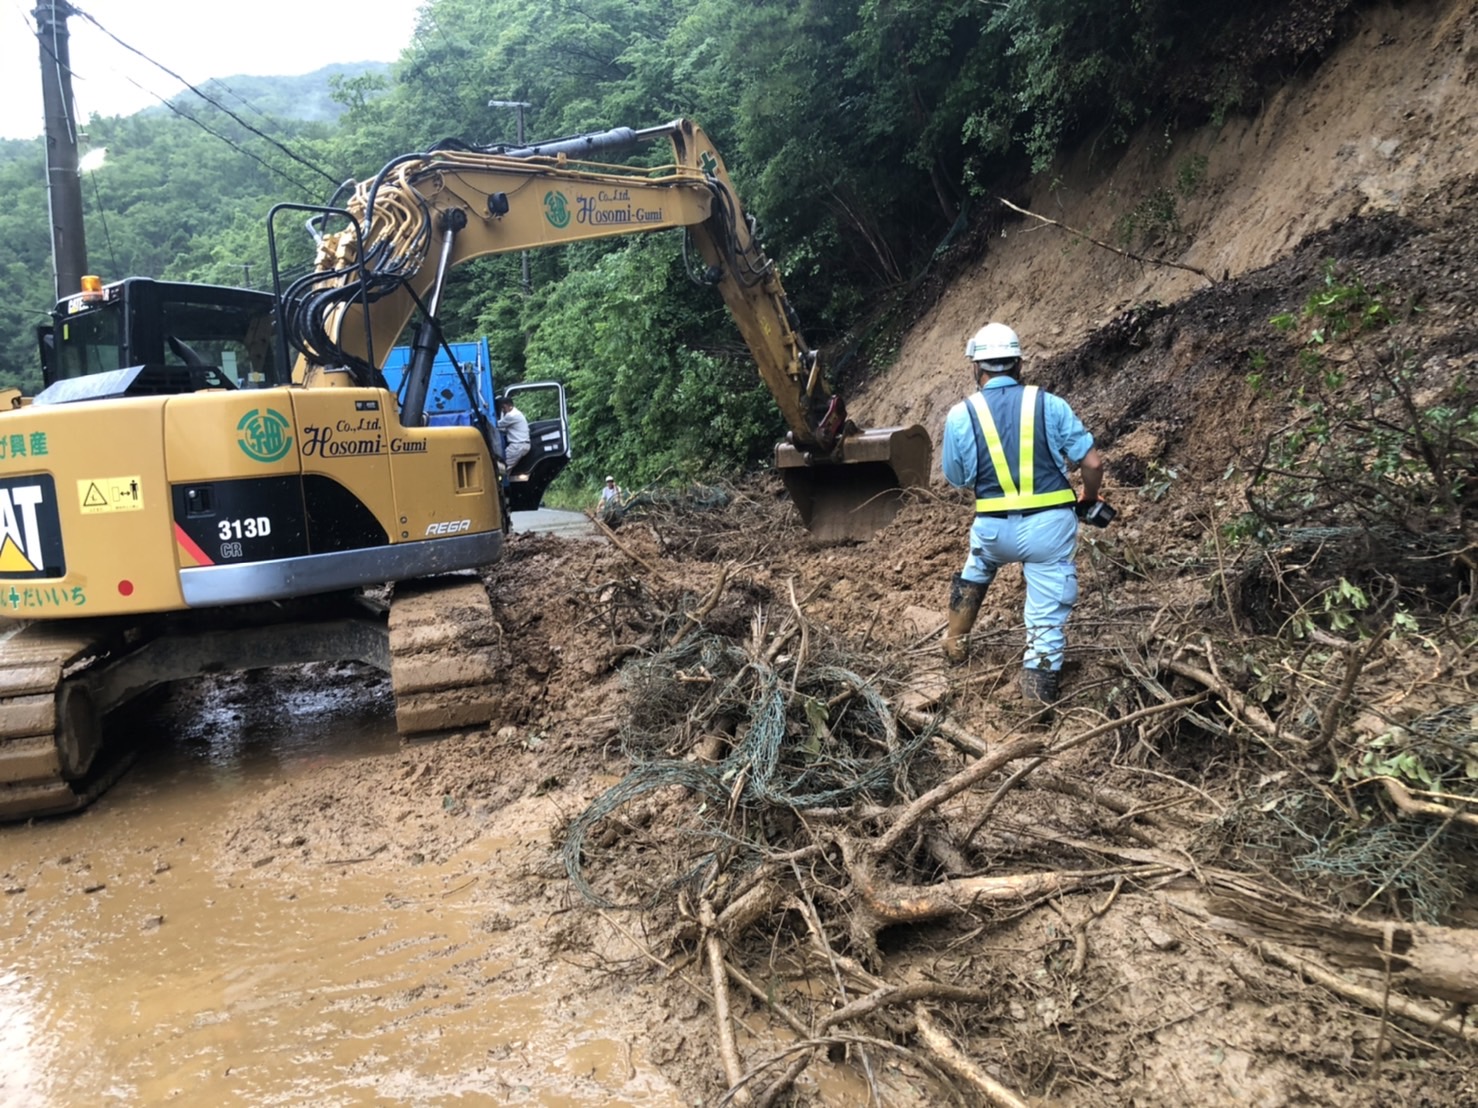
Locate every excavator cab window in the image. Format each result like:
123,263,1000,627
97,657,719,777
49,277,286,391
50,305,121,381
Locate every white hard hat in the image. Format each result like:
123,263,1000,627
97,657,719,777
965,322,1021,363
605,475,614,482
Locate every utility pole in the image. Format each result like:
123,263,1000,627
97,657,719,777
488,99,533,294
35,0,88,300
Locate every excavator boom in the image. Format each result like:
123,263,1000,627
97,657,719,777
292,119,929,540
0,117,928,819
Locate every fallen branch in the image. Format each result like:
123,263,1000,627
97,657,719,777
1156,657,1280,741
590,513,665,575
819,981,997,1032
669,561,733,648
701,898,751,1105
900,706,991,758
323,843,388,865
1206,894,1478,1006
717,1035,966,1108
998,195,1215,285
844,834,1162,927
1033,770,1193,829
874,736,1046,856
1359,775,1478,828
1308,625,1391,754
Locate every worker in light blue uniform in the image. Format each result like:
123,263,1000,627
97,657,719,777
940,322,1105,705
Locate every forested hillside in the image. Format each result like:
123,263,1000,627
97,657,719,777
1,0,1374,494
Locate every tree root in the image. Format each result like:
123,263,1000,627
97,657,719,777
914,1006,1033,1108
1254,939,1478,1045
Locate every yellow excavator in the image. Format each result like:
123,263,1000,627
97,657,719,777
0,118,930,819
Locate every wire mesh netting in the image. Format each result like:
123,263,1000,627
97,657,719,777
562,629,935,908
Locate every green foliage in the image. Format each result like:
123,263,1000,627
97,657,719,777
1113,187,1180,249
1247,263,1474,536
522,236,779,490
1139,460,1179,502
1175,153,1209,197
0,0,1375,479
1286,576,1369,637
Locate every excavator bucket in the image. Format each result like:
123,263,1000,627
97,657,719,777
776,424,933,542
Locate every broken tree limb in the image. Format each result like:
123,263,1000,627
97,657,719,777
819,982,997,1032
590,513,665,575
962,694,1211,846
669,562,733,648
752,1052,812,1108
842,834,1165,927
997,195,1215,285
1358,775,1478,828
874,736,1046,856
1308,625,1390,754
1155,657,1281,741
724,961,810,1038
701,898,751,1105
899,705,990,758
1205,895,1478,1007
717,1035,966,1108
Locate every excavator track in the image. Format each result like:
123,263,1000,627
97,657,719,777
388,577,503,736
0,621,127,821
0,580,503,821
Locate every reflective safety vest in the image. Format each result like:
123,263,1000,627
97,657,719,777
964,385,1077,514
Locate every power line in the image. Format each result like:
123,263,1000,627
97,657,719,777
68,3,343,190
27,3,323,197
86,166,118,273
114,72,321,196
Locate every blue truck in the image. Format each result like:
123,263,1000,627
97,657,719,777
382,338,570,512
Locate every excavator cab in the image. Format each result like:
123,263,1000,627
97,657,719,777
38,278,285,397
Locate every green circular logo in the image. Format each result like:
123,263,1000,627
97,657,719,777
237,407,293,463
543,190,571,229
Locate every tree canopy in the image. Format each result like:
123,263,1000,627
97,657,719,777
0,0,1367,490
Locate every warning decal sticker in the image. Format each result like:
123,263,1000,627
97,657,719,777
77,476,144,514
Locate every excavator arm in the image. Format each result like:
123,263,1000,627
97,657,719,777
286,119,929,539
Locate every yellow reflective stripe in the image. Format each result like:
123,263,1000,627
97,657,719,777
1018,386,1038,498
965,392,1017,498
968,387,1076,512
975,488,1077,512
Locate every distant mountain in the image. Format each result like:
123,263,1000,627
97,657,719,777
157,61,393,125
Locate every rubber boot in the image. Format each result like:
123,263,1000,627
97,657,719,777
942,574,988,665
1020,666,1060,705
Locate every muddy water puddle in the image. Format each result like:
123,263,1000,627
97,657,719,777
1,669,680,1107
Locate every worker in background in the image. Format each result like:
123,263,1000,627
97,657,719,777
497,397,531,470
596,475,623,522
939,322,1104,707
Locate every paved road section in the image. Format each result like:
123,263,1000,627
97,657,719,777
511,507,602,540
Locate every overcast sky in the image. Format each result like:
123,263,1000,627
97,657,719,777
2,0,424,141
